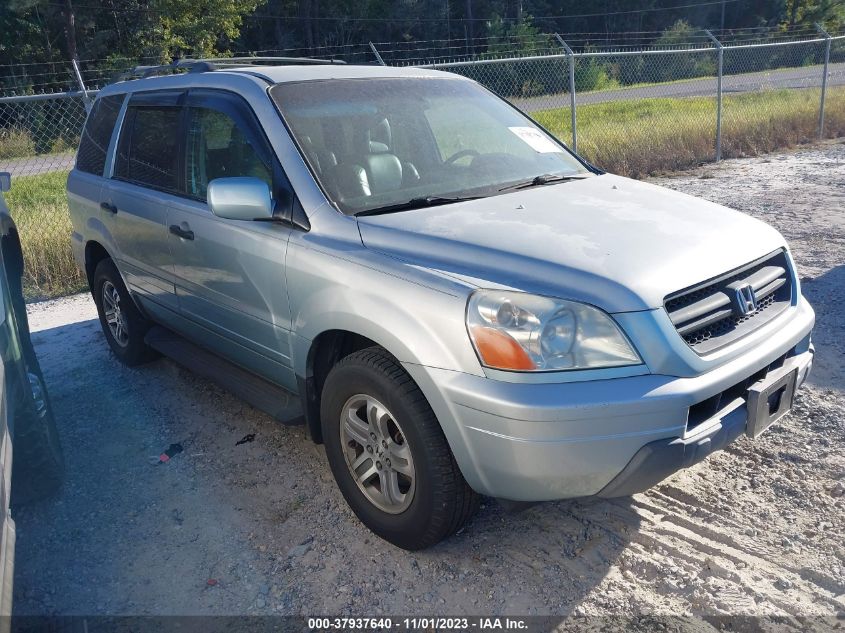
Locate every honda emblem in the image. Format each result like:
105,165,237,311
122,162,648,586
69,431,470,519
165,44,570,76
734,284,758,316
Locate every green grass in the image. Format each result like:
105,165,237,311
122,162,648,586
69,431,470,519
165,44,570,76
0,129,36,160
534,87,845,177
4,170,86,300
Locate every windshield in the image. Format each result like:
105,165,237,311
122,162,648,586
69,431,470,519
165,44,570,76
269,77,589,215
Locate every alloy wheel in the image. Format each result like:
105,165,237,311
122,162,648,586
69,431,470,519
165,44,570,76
340,394,415,514
102,280,129,347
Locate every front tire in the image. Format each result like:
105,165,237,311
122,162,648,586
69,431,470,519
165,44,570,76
92,258,157,366
321,347,479,550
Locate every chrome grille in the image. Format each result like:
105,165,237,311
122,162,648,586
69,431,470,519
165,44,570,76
665,250,793,354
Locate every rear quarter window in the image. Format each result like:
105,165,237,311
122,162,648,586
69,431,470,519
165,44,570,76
76,95,124,176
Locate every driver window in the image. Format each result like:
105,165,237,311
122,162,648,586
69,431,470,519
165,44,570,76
186,107,272,201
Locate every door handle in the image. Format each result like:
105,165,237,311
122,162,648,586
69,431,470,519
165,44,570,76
169,224,194,240
100,202,118,214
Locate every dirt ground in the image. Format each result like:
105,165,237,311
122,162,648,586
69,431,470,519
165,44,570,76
11,141,845,622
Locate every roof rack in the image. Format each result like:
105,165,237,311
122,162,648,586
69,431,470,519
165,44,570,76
121,56,346,81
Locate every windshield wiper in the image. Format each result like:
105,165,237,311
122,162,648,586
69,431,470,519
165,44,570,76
498,173,590,192
354,195,485,217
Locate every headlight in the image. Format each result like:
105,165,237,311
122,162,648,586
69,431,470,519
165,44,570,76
466,290,641,372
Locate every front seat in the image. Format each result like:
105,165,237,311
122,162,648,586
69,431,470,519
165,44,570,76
328,119,420,201
362,119,420,192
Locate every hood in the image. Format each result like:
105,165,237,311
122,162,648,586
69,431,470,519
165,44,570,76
356,174,786,312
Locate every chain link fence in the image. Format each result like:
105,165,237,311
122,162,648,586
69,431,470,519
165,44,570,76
1,32,843,299
0,90,92,298
720,38,832,158
412,32,844,177
0,92,89,176
827,36,845,134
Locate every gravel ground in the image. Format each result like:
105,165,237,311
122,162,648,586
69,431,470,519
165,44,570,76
11,141,845,621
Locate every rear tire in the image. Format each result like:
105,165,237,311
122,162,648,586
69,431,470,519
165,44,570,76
321,347,479,550
92,258,157,366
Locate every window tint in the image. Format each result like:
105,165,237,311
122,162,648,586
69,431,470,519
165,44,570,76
114,106,181,192
185,107,272,200
76,95,124,175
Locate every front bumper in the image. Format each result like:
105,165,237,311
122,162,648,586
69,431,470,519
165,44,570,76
597,351,811,497
403,302,814,502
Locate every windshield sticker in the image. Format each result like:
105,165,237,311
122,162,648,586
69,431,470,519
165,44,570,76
508,127,564,153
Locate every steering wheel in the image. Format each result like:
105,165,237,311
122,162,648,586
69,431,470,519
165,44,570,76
443,149,480,166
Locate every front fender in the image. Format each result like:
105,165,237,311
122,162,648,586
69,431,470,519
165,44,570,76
286,238,483,379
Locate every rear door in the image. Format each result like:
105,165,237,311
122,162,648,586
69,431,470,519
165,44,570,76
67,94,125,253
166,90,296,388
102,90,184,314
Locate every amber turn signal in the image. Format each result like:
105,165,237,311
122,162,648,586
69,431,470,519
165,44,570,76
470,325,536,371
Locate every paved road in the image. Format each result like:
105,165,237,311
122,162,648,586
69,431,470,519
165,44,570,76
0,152,74,178
512,61,845,112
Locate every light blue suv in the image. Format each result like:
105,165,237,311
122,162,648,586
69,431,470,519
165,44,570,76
67,58,814,549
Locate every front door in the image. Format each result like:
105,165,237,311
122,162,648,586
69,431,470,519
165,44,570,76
166,90,296,389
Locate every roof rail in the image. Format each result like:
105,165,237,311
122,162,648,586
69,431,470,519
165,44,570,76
200,56,346,67
120,55,346,81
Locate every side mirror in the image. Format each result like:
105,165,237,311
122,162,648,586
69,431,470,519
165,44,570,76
207,177,274,221
0,173,10,193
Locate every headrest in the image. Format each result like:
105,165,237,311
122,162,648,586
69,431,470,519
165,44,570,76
367,118,391,153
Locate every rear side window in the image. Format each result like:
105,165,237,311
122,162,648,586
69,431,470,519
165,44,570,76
76,95,124,176
114,106,181,192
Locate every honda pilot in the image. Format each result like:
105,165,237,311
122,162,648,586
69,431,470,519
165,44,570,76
66,59,814,550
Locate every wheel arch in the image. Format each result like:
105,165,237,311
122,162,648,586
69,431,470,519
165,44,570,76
84,240,149,318
290,281,482,444
296,310,461,444
84,240,112,289
297,329,383,444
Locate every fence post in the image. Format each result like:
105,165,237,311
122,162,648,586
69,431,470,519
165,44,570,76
554,34,577,152
705,30,723,162
369,42,386,66
816,23,832,139
71,58,93,112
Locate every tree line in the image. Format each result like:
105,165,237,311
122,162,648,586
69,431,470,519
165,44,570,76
1,0,843,92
